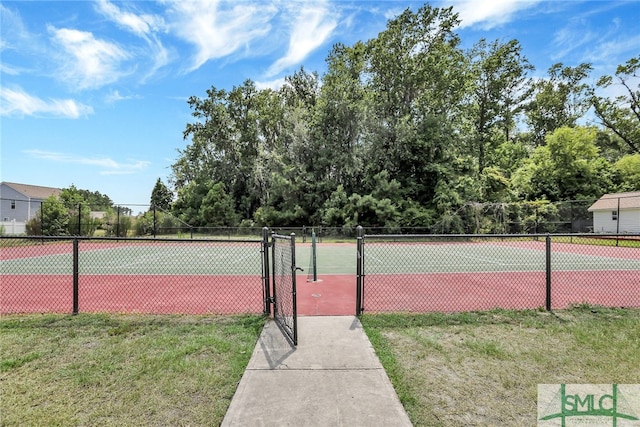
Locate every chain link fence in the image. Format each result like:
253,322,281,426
356,229,640,313
4,198,605,238
270,233,298,345
4,230,638,317
1,235,266,315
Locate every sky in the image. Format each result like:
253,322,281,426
1,0,639,213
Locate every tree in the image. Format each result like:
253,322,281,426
199,182,239,226
525,63,593,145
512,126,617,201
73,189,113,210
362,5,465,206
150,178,173,211
615,154,640,191
465,38,533,172
592,55,640,154
59,185,96,235
312,43,366,196
27,195,68,236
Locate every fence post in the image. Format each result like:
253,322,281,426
616,197,620,247
40,201,44,236
77,203,82,236
116,206,121,237
356,225,363,315
545,234,551,311
311,229,317,282
73,238,79,315
153,205,157,238
262,227,271,315
290,233,298,346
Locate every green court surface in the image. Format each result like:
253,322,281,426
2,241,638,276
1,242,263,276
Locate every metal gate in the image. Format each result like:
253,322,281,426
270,232,299,345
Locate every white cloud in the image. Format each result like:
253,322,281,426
105,90,139,104
0,4,27,52
577,29,640,68
449,0,543,29
24,149,150,175
0,86,93,118
550,23,596,61
384,7,406,21
48,25,131,90
95,0,166,37
267,2,338,76
95,0,170,78
255,77,286,91
0,63,27,76
166,0,277,72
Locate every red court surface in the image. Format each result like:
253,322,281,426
1,275,263,315
359,271,639,313
297,275,356,316
2,271,638,315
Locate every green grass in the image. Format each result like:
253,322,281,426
551,235,640,248
360,306,640,427
0,313,265,426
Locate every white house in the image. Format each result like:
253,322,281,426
588,191,640,233
1,182,62,234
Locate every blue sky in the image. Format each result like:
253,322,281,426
1,0,639,212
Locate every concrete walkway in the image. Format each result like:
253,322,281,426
221,316,412,426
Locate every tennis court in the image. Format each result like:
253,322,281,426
1,236,638,315
358,238,640,313
1,239,264,314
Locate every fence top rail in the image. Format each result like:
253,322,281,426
363,232,640,240
0,235,263,244
271,233,295,240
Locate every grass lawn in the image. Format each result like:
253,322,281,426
0,313,264,426
360,306,640,427
3,307,639,426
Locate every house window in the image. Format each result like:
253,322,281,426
11,200,15,209
612,211,618,221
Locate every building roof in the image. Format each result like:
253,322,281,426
1,182,62,200
588,192,640,211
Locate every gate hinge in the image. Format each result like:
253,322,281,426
266,297,275,304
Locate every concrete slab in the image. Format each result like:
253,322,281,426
221,316,412,427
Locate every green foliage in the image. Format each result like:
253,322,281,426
200,182,239,226
27,195,69,236
593,55,640,154
172,181,238,228
525,63,593,146
59,185,97,235
615,154,640,191
133,210,183,236
150,178,173,211
167,6,634,231
72,188,113,210
24,186,120,236
512,127,617,201
466,38,533,170
101,208,132,237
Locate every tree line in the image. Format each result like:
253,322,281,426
27,186,134,236
33,5,640,235
166,5,638,232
